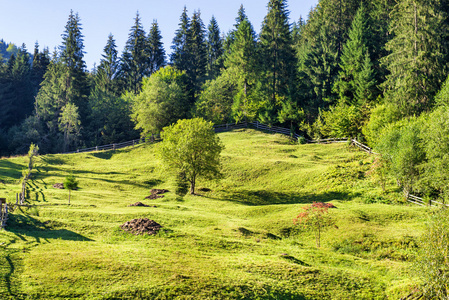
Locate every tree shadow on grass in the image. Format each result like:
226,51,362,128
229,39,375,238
214,189,359,206
6,214,93,243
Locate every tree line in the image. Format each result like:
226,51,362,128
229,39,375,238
2,0,449,202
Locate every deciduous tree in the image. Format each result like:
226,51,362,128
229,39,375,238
157,118,224,194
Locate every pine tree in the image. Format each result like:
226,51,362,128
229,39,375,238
224,19,261,122
333,4,377,106
59,10,89,121
170,7,191,72
187,10,207,97
381,0,448,116
31,43,50,96
259,0,297,118
147,20,165,75
206,16,223,79
120,12,149,93
97,34,119,95
224,4,248,54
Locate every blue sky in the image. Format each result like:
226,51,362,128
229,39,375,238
0,0,317,70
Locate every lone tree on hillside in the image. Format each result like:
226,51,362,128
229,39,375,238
63,174,78,204
157,118,224,194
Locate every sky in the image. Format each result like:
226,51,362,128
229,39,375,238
0,0,318,70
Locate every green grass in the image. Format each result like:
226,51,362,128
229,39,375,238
0,129,428,299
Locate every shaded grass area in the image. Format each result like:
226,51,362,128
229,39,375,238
0,129,427,299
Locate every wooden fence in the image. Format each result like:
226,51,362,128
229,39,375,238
406,194,449,208
0,198,8,229
64,137,151,154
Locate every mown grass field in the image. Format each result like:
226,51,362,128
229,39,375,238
0,129,428,299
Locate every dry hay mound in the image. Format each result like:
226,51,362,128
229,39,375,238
120,218,162,235
145,189,169,199
53,183,64,189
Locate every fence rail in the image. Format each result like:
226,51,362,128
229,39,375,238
406,194,449,208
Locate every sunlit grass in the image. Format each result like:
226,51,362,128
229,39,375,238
0,129,427,299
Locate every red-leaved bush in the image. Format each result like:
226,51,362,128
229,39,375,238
294,202,336,247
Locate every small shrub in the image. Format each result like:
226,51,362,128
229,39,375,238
297,136,307,145
294,202,335,247
175,172,189,197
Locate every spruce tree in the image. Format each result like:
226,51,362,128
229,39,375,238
98,34,119,89
259,0,297,119
59,10,89,122
224,19,261,122
187,10,207,98
31,43,50,96
147,20,165,75
206,16,223,80
333,4,377,106
94,34,120,95
381,0,448,116
170,7,191,72
120,12,149,93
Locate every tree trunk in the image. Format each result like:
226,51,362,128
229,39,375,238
68,190,71,205
190,181,195,195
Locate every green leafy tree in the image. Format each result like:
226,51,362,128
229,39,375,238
131,66,189,136
63,174,78,205
195,74,235,124
420,106,449,201
157,118,224,194
294,202,335,248
415,208,449,298
375,117,425,198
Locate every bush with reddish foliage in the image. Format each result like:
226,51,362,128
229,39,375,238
294,202,336,247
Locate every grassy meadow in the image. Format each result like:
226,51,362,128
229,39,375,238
0,129,428,299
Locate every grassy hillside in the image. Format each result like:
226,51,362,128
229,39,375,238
0,129,427,299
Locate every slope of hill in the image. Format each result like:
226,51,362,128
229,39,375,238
0,129,427,299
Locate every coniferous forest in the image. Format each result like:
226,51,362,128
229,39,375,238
1,0,449,200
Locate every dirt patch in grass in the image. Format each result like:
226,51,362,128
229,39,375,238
128,202,156,207
53,183,64,189
120,218,162,235
145,189,168,199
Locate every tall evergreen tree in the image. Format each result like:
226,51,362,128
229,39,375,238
225,19,261,122
187,10,207,98
381,0,448,116
259,0,297,120
97,34,119,95
31,43,50,96
120,12,149,93
170,7,191,72
206,16,223,79
333,4,377,106
59,10,89,120
147,20,166,75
